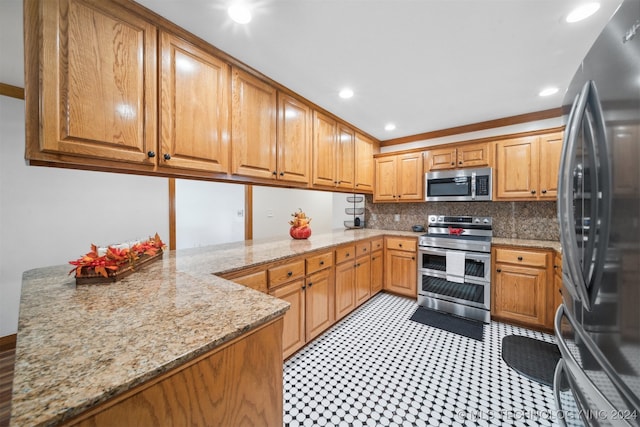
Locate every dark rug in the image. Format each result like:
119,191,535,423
502,335,561,387
410,307,484,341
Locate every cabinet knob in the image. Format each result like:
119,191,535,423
554,265,558,269
517,256,523,261
279,172,284,176
363,248,367,252
302,285,306,290
287,271,293,277
356,263,360,267
320,261,324,265
450,162,454,165
541,189,547,194
497,268,502,273
411,256,415,260
459,161,463,165
308,282,313,287
147,151,156,158
399,243,403,247
531,189,536,194
163,153,171,160
272,171,277,175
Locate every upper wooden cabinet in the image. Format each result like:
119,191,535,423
276,93,312,184
354,133,377,193
495,131,563,200
159,32,230,173
231,67,278,179
373,153,424,202
26,0,158,166
425,142,490,171
312,112,356,190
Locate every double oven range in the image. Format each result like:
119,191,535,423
418,215,493,323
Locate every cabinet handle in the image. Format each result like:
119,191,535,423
411,256,415,260
363,248,367,252
541,189,547,194
272,171,277,176
554,265,558,269
531,189,536,194
371,256,375,260
163,153,171,160
450,162,454,165
279,172,284,176
356,263,360,267
458,161,463,165
320,261,324,265
287,271,293,277
147,151,156,158
399,243,403,247
308,282,313,287
517,256,523,261
302,285,306,290
346,253,350,257
497,268,502,273
398,195,402,198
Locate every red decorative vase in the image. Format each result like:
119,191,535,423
290,226,312,239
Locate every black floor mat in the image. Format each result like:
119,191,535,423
410,307,484,341
502,335,561,387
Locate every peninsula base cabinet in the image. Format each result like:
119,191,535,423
492,246,555,331
383,237,417,298
65,318,284,427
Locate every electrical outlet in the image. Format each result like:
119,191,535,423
394,214,400,222
237,209,244,218
371,214,377,221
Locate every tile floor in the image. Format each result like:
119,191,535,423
283,293,561,427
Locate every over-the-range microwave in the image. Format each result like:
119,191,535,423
425,167,492,202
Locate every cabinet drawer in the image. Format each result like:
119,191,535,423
335,245,356,264
268,259,305,289
356,241,371,257
495,248,547,268
371,238,384,252
306,251,333,275
230,270,267,294
385,237,416,252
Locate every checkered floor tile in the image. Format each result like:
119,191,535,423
284,293,561,426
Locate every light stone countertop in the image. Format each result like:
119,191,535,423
10,228,558,426
9,228,420,427
492,237,562,253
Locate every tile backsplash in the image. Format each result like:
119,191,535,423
364,196,559,241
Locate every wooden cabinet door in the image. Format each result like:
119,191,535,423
384,249,417,298
538,132,563,199
493,264,547,328
313,111,337,187
36,0,157,165
397,153,424,201
277,93,311,184
427,147,457,171
374,156,397,202
231,68,277,179
334,261,356,321
457,142,490,168
159,32,229,173
355,254,371,306
270,279,306,359
354,133,375,193
305,269,334,341
370,251,383,294
336,124,355,189
495,136,539,200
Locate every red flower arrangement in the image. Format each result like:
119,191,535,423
69,233,166,278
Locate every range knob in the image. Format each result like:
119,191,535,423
474,218,480,224
483,218,489,224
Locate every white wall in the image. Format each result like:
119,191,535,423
0,96,169,336
252,187,335,240
175,180,245,249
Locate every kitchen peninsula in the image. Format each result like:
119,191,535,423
10,228,416,426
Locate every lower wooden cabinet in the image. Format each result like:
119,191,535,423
305,269,335,341
335,246,357,321
492,246,554,330
370,249,383,294
384,237,417,298
270,279,306,358
355,254,371,306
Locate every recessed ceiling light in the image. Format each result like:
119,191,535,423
228,3,252,24
339,88,354,99
539,87,559,97
384,123,396,131
566,2,600,23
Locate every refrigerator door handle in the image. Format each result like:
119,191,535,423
558,84,593,308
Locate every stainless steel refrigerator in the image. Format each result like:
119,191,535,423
555,0,640,425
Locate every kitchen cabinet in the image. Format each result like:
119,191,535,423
549,252,563,329
218,268,267,294
355,241,372,306
370,238,384,295
269,278,306,359
334,245,357,320
26,0,158,167
373,153,424,202
354,133,377,193
231,67,278,179
425,142,491,171
312,112,355,190
159,31,230,173
276,93,312,184
495,131,563,200
384,237,417,297
492,246,553,330
305,268,335,341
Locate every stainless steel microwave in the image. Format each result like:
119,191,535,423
425,167,492,202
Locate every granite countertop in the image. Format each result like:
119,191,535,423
10,228,420,426
492,237,562,253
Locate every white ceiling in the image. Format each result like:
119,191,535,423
0,0,623,141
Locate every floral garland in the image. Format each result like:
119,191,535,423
69,233,166,278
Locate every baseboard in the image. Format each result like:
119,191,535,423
0,334,16,352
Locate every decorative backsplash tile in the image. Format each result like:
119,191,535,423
364,196,559,241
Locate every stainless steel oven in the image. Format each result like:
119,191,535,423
418,215,492,323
